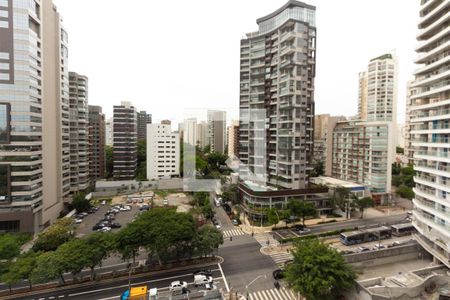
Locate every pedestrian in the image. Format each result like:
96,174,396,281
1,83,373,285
230,236,233,241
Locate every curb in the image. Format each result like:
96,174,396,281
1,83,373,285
0,256,224,300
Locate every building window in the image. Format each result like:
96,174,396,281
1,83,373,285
0,0,8,7
0,52,9,60
0,220,19,233
0,164,10,203
0,62,9,70
0,73,9,80
0,103,10,143
0,10,7,17
0,20,8,28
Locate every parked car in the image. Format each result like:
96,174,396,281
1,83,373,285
101,200,106,205
272,269,284,280
194,275,213,287
388,241,401,248
110,223,122,229
372,244,386,250
163,199,169,206
297,228,311,234
98,226,111,232
357,246,370,253
193,269,212,277
104,214,115,220
74,218,83,224
120,205,131,211
215,224,222,230
232,219,239,226
169,281,187,292
139,204,150,211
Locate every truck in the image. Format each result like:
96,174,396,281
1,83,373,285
121,286,158,300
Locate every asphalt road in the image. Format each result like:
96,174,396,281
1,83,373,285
9,263,225,300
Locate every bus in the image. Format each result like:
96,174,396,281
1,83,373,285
340,226,392,246
391,223,416,236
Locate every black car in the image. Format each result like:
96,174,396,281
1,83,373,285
193,269,212,277
110,223,122,229
92,222,109,231
104,213,115,220
272,269,284,280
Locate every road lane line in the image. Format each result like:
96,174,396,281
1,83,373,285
217,263,229,292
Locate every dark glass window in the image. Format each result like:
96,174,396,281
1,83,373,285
0,164,10,203
0,220,20,233
0,103,10,143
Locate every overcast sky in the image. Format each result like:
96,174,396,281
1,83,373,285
53,0,420,125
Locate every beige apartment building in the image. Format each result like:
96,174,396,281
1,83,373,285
0,0,70,232
227,120,239,158
69,72,90,193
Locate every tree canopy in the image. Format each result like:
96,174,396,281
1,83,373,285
32,218,74,252
287,200,317,226
72,193,91,213
285,239,356,300
352,196,374,219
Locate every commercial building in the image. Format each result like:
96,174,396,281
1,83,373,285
137,110,151,140
0,0,70,232
183,118,197,146
105,117,113,146
69,72,90,193
207,110,226,153
313,114,345,176
410,0,450,268
332,120,394,203
146,123,180,180
238,1,330,221
113,101,137,180
227,120,239,158
88,105,105,180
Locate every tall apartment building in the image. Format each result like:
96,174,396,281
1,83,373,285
69,72,89,193
105,117,113,146
137,110,151,140
183,118,197,146
146,123,180,180
314,114,345,176
207,110,226,153
113,101,137,180
197,121,208,149
332,120,394,199
410,0,450,267
0,0,70,232
239,0,316,190
358,72,368,120
404,80,418,165
366,53,398,123
227,120,239,158
88,105,105,180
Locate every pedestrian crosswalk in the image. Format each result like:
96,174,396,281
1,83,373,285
270,252,294,267
222,229,245,238
248,288,297,300
254,233,280,247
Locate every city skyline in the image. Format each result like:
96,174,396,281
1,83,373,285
53,0,419,125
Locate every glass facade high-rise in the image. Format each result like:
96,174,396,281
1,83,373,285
411,0,450,266
239,0,316,190
0,0,70,232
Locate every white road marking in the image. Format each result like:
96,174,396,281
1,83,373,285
217,263,229,292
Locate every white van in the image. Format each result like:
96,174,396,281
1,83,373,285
214,198,221,207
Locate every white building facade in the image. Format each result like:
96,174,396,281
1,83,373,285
411,0,450,267
183,118,197,146
146,124,180,180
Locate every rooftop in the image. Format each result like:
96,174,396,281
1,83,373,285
310,176,365,189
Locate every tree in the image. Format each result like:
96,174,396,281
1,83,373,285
222,184,239,205
83,232,115,280
105,145,113,178
0,234,21,260
287,200,317,226
396,146,404,154
72,193,91,213
114,221,146,264
33,218,74,252
285,239,356,300
137,139,147,180
2,251,38,290
310,161,325,177
206,151,228,172
353,196,374,219
31,251,66,284
396,185,414,200
266,208,280,227
194,226,223,257
334,187,351,218
56,238,91,279
392,162,401,175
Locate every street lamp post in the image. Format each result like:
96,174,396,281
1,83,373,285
246,274,267,299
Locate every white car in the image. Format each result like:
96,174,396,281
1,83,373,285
194,275,213,287
98,226,111,232
298,228,311,234
163,199,169,206
101,200,106,205
215,224,222,230
74,218,83,224
120,206,131,211
169,280,187,292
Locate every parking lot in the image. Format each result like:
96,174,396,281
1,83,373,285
73,203,141,236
